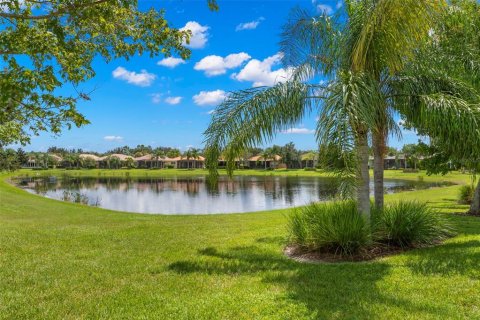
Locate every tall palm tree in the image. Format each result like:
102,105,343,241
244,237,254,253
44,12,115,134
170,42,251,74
204,1,480,218
190,148,200,169
260,149,272,169
183,149,193,169
153,150,165,169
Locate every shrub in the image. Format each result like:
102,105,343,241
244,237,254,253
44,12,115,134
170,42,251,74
458,185,474,204
288,201,372,255
373,201,454,248
303,167,316,171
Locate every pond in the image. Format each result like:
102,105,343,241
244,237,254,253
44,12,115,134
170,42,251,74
14,175,453,215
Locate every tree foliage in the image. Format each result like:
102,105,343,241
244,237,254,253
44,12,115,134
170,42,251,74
0,0,216,146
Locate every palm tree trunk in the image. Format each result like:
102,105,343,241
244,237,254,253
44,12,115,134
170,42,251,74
373,131,385,210
469,179,480,215
356,131,370,218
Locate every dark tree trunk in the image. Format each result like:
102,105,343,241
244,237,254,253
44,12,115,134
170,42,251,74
373,131,385,210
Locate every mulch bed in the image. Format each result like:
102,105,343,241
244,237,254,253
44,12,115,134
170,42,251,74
284,244,411,263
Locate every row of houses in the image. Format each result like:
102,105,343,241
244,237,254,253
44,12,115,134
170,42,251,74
24,153,294,169
25,152,420,170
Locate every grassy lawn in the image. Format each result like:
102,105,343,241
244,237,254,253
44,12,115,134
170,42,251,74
1,169,479,319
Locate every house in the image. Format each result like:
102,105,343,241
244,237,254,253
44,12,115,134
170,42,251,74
385,154,406,169
79,154,101,167
98,154,134,168
134,155,182,169
25,156,40,168
248,155,282,169
174,156,206,169
79,154,102,162
24,153,63,168
368,154,407,169
217,158,243,168
300,152,318,168
134,154,155,168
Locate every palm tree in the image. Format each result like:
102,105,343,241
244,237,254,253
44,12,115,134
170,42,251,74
190,148,200,169
183,149,193,169
64,154,75,169
260,149,272,170
205,1,480,218
153,150,165,169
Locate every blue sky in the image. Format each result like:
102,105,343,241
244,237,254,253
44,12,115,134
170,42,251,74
20,0,421,152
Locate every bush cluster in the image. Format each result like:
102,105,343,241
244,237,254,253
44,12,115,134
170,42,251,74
288,201,454,256
458,185,474,204
288,201,371,255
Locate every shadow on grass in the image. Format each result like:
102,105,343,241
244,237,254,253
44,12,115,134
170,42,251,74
405,240,480,279
168,243,455,319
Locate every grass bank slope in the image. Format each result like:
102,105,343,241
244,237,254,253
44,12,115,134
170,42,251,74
0,170,479,319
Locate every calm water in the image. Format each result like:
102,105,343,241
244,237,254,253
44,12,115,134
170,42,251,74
15,175,451,214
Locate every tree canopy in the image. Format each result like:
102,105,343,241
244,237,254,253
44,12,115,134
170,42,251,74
0,0,217,146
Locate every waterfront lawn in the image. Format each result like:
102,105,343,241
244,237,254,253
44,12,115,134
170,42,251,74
0,170,479,319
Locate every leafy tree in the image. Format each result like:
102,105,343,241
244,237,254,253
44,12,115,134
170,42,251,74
0,148,20,171
280,142,301,168
401,142,428,169
105,156,121,169
63,154,76,169
83,157,97,169
16,148,28,166
402,0,480,214
166,149,181,159
132,144,153,156
0,0,217,145
107,146,133,156
124,157,136,169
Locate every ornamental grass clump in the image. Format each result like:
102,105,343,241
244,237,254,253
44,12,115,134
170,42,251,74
458,185,474,204
373,201,454,248
288,201,372,256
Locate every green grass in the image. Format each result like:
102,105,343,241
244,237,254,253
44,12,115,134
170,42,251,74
1,169,479,319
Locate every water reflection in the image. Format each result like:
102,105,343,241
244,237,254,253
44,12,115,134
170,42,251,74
15,175,453,215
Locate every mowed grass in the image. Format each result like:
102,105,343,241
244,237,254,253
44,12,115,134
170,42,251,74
1,169,479,319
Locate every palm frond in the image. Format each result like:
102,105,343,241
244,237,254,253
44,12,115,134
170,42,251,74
203,81,315,177
280,7,343,80
393,81,480,158
351,0,445,73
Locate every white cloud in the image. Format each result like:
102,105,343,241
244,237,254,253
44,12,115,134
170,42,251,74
316,4,334,15
336,1,343,9
157,57,186,68
235,17,265,31
281,128,315,134
194,52,251,76
112,67,156,87
151,93,162,104
104,135,123,141
151,93,182,105
193,90,227,106
180,21,209,49
165,96,183,105
231,53,294,87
